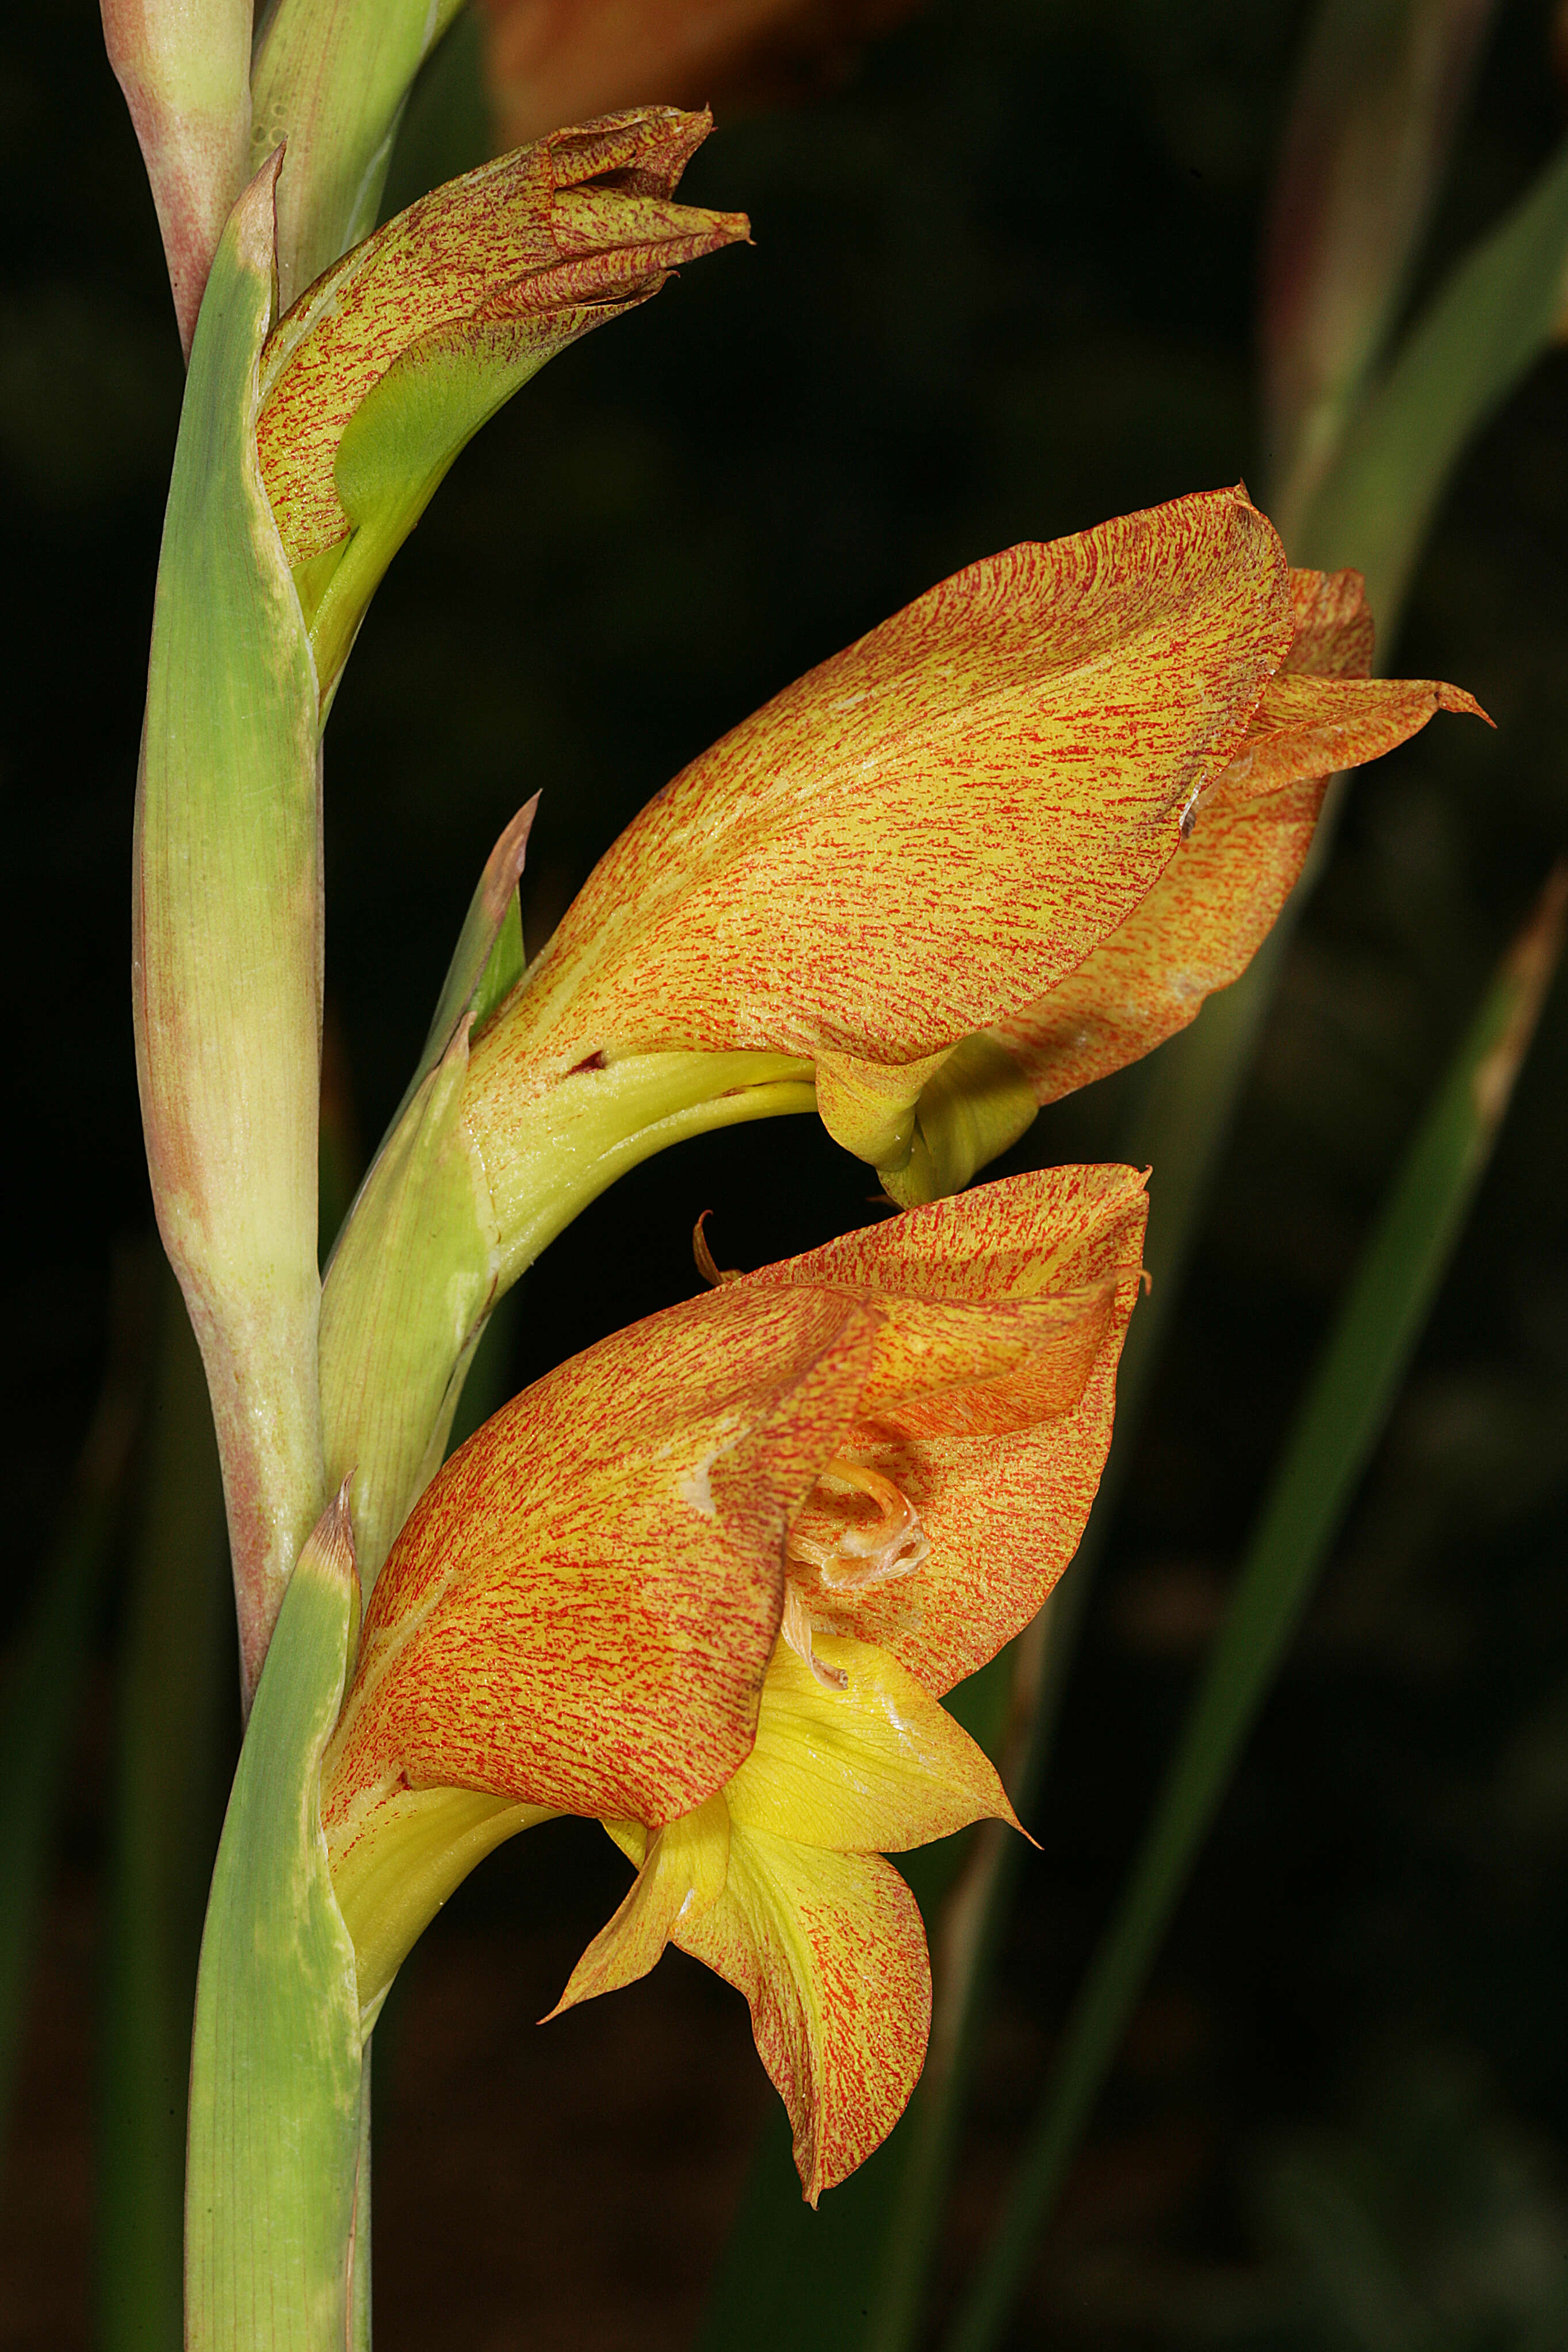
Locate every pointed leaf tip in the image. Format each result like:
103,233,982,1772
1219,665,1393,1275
480,797,541,931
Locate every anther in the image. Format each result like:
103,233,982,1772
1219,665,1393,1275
787,1459,929,1593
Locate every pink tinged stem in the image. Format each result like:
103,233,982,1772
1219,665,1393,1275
133,155,327,1704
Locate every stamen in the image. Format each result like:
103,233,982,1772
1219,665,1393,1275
781,1582,847,1690
693,1211,741,1288
789,1459,930,1593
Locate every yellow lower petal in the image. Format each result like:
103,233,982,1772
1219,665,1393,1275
725,1634,1018,1852
549,1789,729,2017
675,1827,930,2204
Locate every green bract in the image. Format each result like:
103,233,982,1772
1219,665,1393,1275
185,1491,363,2352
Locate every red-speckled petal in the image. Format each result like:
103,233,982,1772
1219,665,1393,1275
675,1829,931,2203
990,774,1327,1108
749,1168,1149,1689
724,1634,1018,1850
985,563,1485,1111
462,488,1293,1140
323,1284,878,1832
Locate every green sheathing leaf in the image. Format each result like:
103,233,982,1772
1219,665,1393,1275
1298,135,1568,625
98,1271,232,2352
379,799,536,1160
251,0,468,312
316,804,530,1590
319,1026,499,1596
944,872,1567,2352
185,1494,364,2352
134,152,326,1702
377,6,492,226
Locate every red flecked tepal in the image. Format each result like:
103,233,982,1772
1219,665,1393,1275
324,1167,1148,1832
989,565,1486,1110
323,1284,878,1834
463,488,1292,1114
257,109,748,567
674,1834,931,2205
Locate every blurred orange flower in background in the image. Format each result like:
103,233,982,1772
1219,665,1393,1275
480,0,921,151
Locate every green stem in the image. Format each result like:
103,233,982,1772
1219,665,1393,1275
185,1494,363,2352
98,1266,232,2352
943,869,1566,2352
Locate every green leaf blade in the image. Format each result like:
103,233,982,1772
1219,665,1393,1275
943,867,1567,2352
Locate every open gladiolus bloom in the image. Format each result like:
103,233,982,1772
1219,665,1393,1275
459,485,1484,1247
321,1165,1146,2196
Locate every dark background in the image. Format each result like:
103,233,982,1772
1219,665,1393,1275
5,0,1568,2341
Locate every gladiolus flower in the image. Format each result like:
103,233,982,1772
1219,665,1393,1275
460,487,1484,1221
321,1165,1146,2193
255,108,747,698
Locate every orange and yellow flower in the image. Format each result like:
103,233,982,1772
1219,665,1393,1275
321,1163,1146,2194
459,487,1483,1218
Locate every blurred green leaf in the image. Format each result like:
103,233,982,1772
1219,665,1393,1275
0,1265,140,2151
944,867,1568,2352
1297,136,1568,630
1261,0,1499,544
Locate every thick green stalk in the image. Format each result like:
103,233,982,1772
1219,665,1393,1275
133,151,327,1704
98,1268,232,2352
944,869,1567,2352
185,1491,364,2351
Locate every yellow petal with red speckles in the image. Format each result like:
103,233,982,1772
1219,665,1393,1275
321,1283,877,1837
462,488,1293,1156
989,775,1329,1108
985,566,1486,1112
1203,670,1487,809
724,1634,1018,1851
749,1166,1148,1690
548,1791,729,2016
675,1830,930,2203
